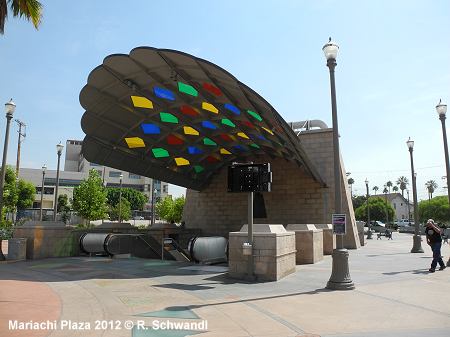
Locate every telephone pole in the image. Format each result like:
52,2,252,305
15,119,26,177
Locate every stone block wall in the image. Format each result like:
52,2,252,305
183,128,360,249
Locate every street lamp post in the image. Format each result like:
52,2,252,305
435,99,450,265
53,143,64,221
365,179,372,239
407,138,424,253
323,38,354,290
39,165,46,221
152,187,157,226
0,99,16,223
118,173,123,223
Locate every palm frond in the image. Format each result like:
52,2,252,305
9,0,42,29
0,0,8,34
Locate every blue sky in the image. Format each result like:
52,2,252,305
0,0,449,200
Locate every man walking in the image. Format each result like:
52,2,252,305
425,219,446,273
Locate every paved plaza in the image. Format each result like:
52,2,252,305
1,233,449,337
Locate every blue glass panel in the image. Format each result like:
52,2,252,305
201,121,217,130
233,145,247,152
224,103,240,115
141,123,161,134
188,146,203,155
257,134,267,141
154,87,175,101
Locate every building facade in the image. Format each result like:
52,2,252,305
18,139,169,213
370,192,413,222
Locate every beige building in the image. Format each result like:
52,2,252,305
18,140,169,213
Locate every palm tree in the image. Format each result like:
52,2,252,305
393,186,399,194
347,178,354,198
386,181,393,194
425,180,438,201
372,186,379,195
396,176,409,197
0,0,43,34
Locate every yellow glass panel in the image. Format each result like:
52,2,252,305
220,148,232,155
202,102,218,114
262,127,274,135
125,137,145,148
237,132,249,139
229,135,237,141
183,126,199,136
131,96,153,109
175,157,190,166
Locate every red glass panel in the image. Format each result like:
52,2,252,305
220,134,233,142
206,155,220,163
203,83,222,96
241,121,255,129
180,105,199,117
167,135,184,145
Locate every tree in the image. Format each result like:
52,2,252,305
354,197,395,222
425,180,438,201
347,178,354,197
72,170,108,222
2,166,18,215
16,179,35,210
383,186,388,194
418,196,449,225
57,194,71,223
392,186,399,194
386,181,393,193
155,196,185,224
352,195,367,210
372,186,379,195
109,197,131,221
396,176,409,197
0,0,43,34
106,188,148,211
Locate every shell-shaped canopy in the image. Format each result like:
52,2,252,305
80,47,324,190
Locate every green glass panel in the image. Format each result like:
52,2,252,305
160,112,178,124
221,118,235,128
152,148,169,158
194,165,204,173
250,143,260,149
203,137,217,146
247,110,263,122
178,82,198,97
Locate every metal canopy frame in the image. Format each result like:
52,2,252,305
80,47,325,190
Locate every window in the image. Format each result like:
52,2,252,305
129,173,141,179
109,171,122,178
36,187,55,195
90,162,102,167
163,185,168,193
393,203,396,210
401,203,403,206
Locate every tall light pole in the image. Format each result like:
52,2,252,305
323,38,354,290
151,180,156,226
39,165,46,221
0,99,16,223
435,99,450,265
384,184,389,225
15,119,26,177
365,179,372,239
407,138,424,253
53,142,64,221
118,173,123,223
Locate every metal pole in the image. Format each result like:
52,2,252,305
248,191,254,280
53,152,61,221
151,181,156,226
438,116,450,265
409,148,424,253
325,52,354,291
407,190,411,221
15,120,25,177
0,113,14,222
118,176,123,223
39,170,45,221
366,182,372,239
439,116,450,208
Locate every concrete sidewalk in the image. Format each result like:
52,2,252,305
1,233,449,337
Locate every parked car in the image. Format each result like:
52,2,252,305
132,216,144,220
397,219,412,227
369,220,386,232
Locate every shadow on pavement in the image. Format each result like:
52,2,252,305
383,269,429,275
